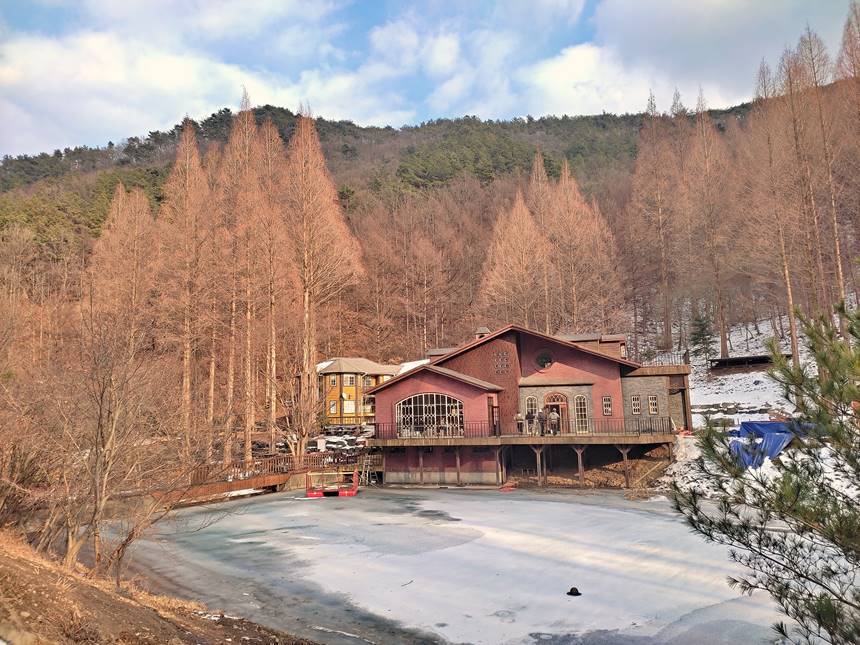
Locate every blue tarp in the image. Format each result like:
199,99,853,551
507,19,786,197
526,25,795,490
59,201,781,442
729,421,796,469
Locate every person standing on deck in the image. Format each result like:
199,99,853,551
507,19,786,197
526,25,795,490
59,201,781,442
548,409,560,436
537,408,547,436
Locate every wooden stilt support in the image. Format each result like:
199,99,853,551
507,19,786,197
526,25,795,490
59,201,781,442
529,445,545,487
493,447,501,485
615,444,631,489
501,446,508,483
667,440,674,462
418,448,424,485
381,449,387,487
573,445,586,486
455,446,461,486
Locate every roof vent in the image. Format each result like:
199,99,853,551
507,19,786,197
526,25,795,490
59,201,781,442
475,326,491,340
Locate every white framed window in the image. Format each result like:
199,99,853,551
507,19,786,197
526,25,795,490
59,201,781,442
343,400,356,414
620,344,627,358
329,375,336,387
631,394,641,415
574,395,588,431
525,396,538,417
328,400,337,414
363,375,373,388
602,396,612,416
344,374,355,386
648,395,659,415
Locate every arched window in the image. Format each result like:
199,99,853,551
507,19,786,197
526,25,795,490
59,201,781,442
395,393,464,438
574,395,589,433
525,396,538,417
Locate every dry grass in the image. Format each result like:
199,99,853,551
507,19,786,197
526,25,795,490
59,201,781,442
0,530,314,644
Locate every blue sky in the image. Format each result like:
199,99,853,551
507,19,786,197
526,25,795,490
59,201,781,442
0,0,850,156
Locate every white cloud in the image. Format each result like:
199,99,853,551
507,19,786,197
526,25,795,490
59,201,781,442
0,28,413,155
593,0,847,106
3,0,852,155
519,42,737,117
369,19,421,71
423,32,461,77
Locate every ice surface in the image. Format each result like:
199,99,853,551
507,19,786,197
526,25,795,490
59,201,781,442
133,489,782,644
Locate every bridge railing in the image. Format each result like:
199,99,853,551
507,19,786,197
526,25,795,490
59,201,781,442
188,451,374,486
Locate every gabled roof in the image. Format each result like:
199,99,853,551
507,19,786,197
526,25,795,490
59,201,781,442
365,364,503,395
432,324,641,368
316,357,400,376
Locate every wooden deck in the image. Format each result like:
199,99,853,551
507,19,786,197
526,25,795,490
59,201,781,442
369,433,676,448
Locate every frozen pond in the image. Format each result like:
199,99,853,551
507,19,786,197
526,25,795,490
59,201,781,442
133,489,782,644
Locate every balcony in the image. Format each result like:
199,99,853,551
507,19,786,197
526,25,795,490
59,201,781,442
520,416,674,436
324,415,373,427
373,417,674,440
374,421,496,439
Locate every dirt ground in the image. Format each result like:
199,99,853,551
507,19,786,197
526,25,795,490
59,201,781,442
0,533,316,645
507,444,671,489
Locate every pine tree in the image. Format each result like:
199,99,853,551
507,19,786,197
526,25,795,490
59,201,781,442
674,306,860,643
689,308,715,361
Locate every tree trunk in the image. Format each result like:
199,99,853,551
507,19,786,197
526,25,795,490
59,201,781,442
223,273,237,467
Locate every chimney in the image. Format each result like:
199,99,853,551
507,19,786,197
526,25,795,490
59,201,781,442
475,326,490,340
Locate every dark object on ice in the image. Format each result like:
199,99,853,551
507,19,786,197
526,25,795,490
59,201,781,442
566,587,581,597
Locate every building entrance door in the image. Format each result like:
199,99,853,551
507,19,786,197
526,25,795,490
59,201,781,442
543,393,568,435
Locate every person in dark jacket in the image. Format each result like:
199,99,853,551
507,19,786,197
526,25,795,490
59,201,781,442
537,408,547,436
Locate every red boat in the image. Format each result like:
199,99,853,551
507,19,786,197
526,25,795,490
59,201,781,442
306,469,360,497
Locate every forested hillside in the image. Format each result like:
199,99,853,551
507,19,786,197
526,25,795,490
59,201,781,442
1,7,858,367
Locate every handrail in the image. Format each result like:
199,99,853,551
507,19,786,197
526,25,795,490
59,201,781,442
373,417,674,439
187,451,375,486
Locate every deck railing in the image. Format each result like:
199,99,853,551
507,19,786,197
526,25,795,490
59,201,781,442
186,451,374,486
323,415,373,427
520,416,674,436
373,417,673,440
374,421,496,439
638,351,689,366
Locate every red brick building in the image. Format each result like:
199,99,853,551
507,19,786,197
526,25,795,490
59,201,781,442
367,325,691,486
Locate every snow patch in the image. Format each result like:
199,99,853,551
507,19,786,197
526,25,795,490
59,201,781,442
397,359,430,374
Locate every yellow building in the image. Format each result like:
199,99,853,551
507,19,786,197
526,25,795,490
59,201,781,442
317,357,401,428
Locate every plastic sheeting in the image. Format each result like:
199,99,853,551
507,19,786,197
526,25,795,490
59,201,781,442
729,421,796,469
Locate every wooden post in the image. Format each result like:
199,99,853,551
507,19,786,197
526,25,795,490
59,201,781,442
419,448,424,485
573,445,586,485
493,447,501,485
455,446,461,486
530,445,545,487
667,440,674,462
381,449,387,487
501,446,508,482
615,444,631,488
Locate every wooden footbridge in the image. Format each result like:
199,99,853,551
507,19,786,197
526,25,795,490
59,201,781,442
160,452,382,504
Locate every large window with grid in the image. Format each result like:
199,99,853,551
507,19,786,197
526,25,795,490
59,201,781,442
395,393,464,437
602,396,612,416
648,395,659,415
631,394,641,415
574,395,588,432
